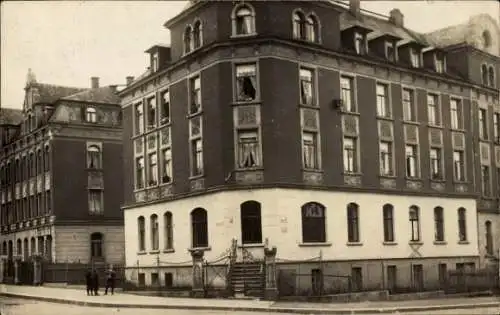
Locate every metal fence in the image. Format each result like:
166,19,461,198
42,263,125,287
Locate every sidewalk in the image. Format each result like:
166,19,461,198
0,284,498,314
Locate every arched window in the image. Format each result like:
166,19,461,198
347,203,360,243
457,208,467,242
241,201,263,244
409,206,420,242
1,241,6,255
8,240,13,257
191,208,208,248
481,64,488,85
184,25,193,54
23,238,28,260
382,204,394,242
164,212,173,250
86,107,97,123
90,232,103,258
232,4,255,36
87,145,101,169
292,11,305,40
138,216,145,252
301,202,326,243
150,214,159,251
193,20,202,49
485,220,494,255
434,206,444,242
488,66,495,87
16,239,22,256
305,14,319,42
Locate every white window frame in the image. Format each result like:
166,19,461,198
379,140,394,176
234,62,259,103
340,76,356,112
376,83,391,118
231,3,256,37
343,136,358,173
405,144,419,178
402,88,416,122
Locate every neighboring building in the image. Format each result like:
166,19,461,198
119,0,500,294
0,70,124,275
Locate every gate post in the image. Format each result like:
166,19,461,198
190,250,205,298
0,255,7,283
264,246,278,300
13,256,22,285
32,255,43,286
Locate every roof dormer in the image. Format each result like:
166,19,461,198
145,45,171,73
423,47,447,74
368,33,402,62
341,25,373,55
397,40,427,68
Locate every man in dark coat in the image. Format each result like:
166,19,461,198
91,269,99,296
85,269,93,296
104,266,116,295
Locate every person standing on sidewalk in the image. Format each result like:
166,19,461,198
104,266,116,295
92,269,100,296
85,269,93,296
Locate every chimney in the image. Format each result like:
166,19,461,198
389,9,404,27
349,0,360,17
126,76,135,86
91,77,100,89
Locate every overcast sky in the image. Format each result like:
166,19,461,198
1,1,499,109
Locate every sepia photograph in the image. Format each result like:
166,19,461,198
0,0,499,314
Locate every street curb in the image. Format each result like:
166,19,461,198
1,292,499,314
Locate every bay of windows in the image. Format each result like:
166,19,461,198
237,130,261,169
453,150,465,181
430,148,443,180
376,83,390,118
341,76,355,112
402,89,415,121
379,141,393,176
236,64,257,102
299,68,314,106
343,137,357,173
302,132,318,169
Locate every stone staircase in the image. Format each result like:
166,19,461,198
231,262,265,298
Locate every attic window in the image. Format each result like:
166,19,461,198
385,42,396,61
410,48,420,68
435,54,445,73
86,107,97,123
152,53,159,72
354,33,366,54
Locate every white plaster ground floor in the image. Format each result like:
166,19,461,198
124,188,482,290
0,224,125,265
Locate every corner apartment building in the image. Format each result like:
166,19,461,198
119,0,500,293
0,71,124,276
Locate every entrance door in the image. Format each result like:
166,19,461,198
240,201,262,244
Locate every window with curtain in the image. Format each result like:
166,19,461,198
237,130,260,168
234,6,255,35
236,64,257,101
299,68,314,105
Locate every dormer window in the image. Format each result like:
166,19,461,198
232,4,255,36
193,20,202,49
152,52,159,72
354,33,366,54
410,48,420,68
434,54,445,73
184,26,193,54
86,107,97,123
385,42,396,61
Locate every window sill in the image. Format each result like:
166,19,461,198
231,100,262,106
458,241,470,245
383,241,398,246
379,175,397,179
188,246,211,252
376,116,393,121
186,111,203,119
341,110,360,116
189,175,204,181
450,127,466,133
239,243,265,248
85,168,103,172
428,124,443,129
159,181,173,187
298,103,319,108
433,241,447,245
405,177,421,181
409,241,423,245
342,172,362,176
302,168,323,173
430,179,446,183
230,33,258,39
235,167,264,172
298,242,332,247
346,242,363,246
137,251,147,255
149,250,160,254
452,180,468,184
403,120,419,125
163,248,175,253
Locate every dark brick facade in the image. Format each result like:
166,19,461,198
120,1,500,215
